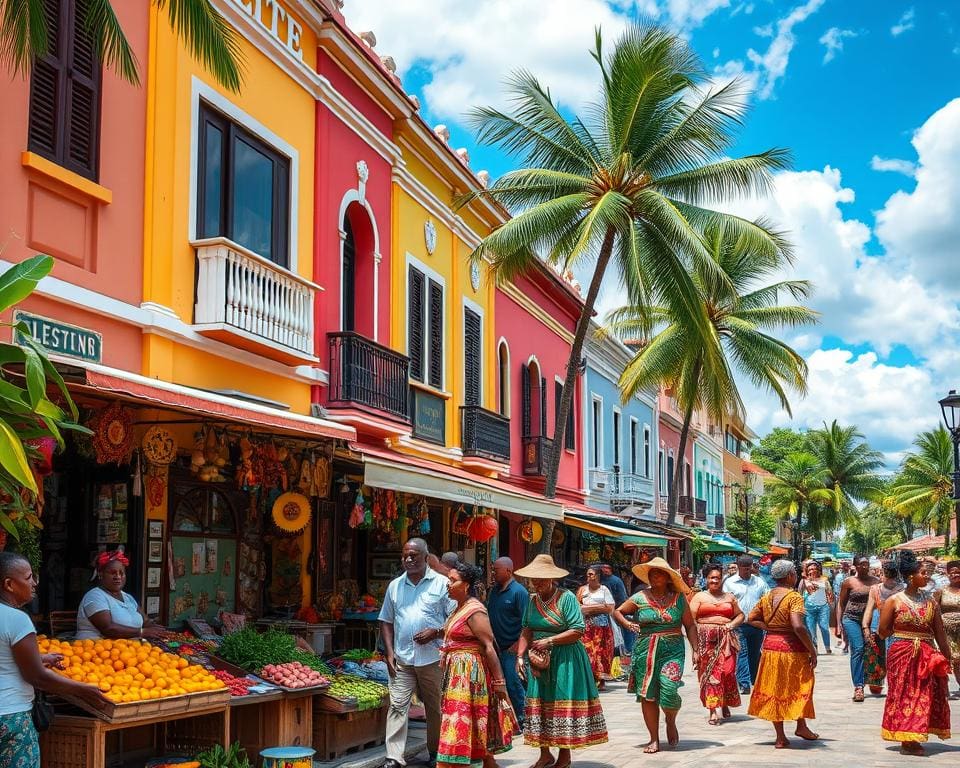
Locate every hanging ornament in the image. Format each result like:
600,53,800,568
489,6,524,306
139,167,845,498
349,489,365,529
518,519,543,544
468,514,498,543
271,491,312,534
418,497,431,535
90,402,134,464
141,425,176,466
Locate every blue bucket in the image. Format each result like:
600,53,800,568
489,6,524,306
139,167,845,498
260,746,316,767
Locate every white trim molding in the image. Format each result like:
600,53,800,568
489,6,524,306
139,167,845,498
337,180,382,340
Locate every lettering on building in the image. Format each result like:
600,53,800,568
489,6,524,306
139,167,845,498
231,0,303,60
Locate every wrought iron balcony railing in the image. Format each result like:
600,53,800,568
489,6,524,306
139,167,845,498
327,332,410,421
460,406,510,462
522,435,553,476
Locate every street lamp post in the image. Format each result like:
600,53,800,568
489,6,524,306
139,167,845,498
938,390,960,555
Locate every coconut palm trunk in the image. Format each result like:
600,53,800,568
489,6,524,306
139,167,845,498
793,501,804,568
667,357,700,525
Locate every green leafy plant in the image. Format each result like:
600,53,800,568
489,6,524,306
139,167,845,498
197,742,252,768
0,255,90,539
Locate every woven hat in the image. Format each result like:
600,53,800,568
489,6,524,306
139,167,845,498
515,554,569,579
632,557,691,595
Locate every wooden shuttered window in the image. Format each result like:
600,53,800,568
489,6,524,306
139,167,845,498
28,0,101,181
540,376,547,438
463,308,481,407
521,364,531,437
428,280,443,389
408,267,444,388
408,267,425,381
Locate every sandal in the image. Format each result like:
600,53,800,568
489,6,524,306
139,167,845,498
852,687,864,702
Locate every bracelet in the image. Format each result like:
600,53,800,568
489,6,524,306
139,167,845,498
491,678,505,685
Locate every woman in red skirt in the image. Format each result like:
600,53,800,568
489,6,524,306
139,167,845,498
577,566,615,690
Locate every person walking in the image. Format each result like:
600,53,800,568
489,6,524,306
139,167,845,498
689,563,743,725
861,561,904,696
833,561,850,652
514,554,607,768
599,564,632,656
798,561,833,654
933,559,960,698
879,551,952,755
837,555,880,702
0,552,108,764
380,538,453,768
577,567,615,690
747,559,819,750
486,557,529,726
613,557,697,754
437,562,516,768
723,555,769,694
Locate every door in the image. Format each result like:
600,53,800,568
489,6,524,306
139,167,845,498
342,217,356,332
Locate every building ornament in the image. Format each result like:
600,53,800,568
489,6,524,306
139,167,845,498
356,160,369,205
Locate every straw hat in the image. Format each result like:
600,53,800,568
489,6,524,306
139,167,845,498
632,557,691,595
515,554,569,580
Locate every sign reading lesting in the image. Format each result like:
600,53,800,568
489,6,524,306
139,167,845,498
13,311,102,363
230,0,304,61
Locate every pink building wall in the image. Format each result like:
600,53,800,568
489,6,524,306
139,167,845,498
657,393,694,498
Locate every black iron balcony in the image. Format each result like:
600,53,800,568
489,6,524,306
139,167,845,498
522,435,553,476
327,332,410,421
678,495,707,522
461,406,510,462
713,514,725,530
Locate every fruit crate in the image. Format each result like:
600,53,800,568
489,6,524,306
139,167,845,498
58,687,231,723
312,702,388,761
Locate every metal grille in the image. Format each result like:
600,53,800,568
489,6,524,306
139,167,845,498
328,332,411,420
461,405,510,461
408,267,425,381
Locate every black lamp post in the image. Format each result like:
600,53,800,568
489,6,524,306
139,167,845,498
938,390,960,554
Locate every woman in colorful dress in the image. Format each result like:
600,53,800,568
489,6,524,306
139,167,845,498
933,559,960,698
437,562,516,768
577,567,615,690
860,560,904,695
836,555,880,701
879,551,952,755
688,563,743,725
613,557,696,754
515,555,607,768
747,559,819,750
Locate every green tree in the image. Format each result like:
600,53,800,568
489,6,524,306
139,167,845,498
840,492,903,555
805,420,883,534
764,451,837,565
749,426,806,474
1,0,243,91
604,218,814,523
461,24,790,504
726,493,777,552
888,426,955,553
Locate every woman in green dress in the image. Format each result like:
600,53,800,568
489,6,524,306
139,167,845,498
515,555,608,768
613,557,697,754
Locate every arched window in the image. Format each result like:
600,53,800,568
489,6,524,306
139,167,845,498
497,341,510,416
341,217,356,331
522,358,545,438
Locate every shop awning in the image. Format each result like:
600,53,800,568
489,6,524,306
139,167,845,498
61,360,356,441
359,446,563,521
767,542,791,555
563,512,670,547
888,534,945,552
696,531,763,556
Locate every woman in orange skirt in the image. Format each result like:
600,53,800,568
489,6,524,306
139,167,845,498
746,559,819,749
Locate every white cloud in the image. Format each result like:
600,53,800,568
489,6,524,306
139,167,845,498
819,27,856,63
870,155,917,177
891,7,916,36
746,0,826,99
662,0,731,30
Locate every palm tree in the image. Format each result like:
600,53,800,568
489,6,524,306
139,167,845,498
888,427,955,552
603,218,815,523
805,421,883,534
460,24,791,500
764,452,837,566
1,0,243,91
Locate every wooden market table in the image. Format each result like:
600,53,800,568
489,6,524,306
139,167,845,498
228,687,315,758
312,694,388,761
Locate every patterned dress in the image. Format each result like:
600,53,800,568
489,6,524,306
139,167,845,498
522,589,608,749
629,591,688,710
937,587,960,661
881,593,951,743
0,711,39,768
864,581,903,689
694,601,741,710
437,599,517,765
579,585,614,683
747,590,815,722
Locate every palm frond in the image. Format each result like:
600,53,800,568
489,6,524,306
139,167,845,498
86,0,139,84
0,0,47,75
653,150,792,205
156,0,244,93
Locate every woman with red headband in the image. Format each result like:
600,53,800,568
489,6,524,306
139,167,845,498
75,550,166,640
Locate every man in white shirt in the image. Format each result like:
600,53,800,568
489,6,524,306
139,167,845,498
380,538,452,768
723,555,770,694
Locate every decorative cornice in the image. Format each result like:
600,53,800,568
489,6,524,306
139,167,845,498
498,282,574,344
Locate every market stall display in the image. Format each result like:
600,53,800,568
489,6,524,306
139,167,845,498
258,662,330,689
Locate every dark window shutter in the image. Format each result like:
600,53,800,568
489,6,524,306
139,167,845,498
540,376,547,438
521,364,531,437
428,279,443,389
28,0,66,161
463,308,481,406
408,268,425,381
565,387,575,451
554,381,561,431
64,0,100,178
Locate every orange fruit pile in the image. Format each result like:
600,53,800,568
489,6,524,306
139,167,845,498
38,636,225,704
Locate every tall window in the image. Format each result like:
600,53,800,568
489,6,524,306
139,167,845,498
658,448,665,492
612,410,621,468
522,362,546,437
463,307,482,406
408,266,444,389
341,218,356,331
643,426,651,478
590,397,602,468
630,418,638,474
667,453,675,499
198,103,290,267
28,0,101,181
685,461,692,496
497,341,510,416
554,380,575,450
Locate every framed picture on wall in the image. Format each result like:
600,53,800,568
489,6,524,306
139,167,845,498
147,568,161,589
370,556,400,580
148,521,163,539
145,595,160,616
148,541,163,563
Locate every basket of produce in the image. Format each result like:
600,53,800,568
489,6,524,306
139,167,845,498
316,675,388,713
39,636,229,722
257,662,330,691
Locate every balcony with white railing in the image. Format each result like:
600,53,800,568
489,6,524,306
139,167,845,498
192,238,318,364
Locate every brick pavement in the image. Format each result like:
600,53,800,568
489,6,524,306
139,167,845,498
495,646,960,768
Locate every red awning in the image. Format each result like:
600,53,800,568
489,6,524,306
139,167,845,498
66,361,355,441
888,534,945,552
767,543,790,555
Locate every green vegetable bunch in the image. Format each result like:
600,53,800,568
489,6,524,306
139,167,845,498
197,742,252,768
217,628,296,672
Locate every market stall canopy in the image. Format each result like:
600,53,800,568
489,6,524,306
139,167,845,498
563,511,670,547
767,542,791,555
888,534,945,552
697,530,763,556
358,445,563,521
59,361,357,440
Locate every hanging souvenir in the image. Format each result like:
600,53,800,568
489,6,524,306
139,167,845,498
315,455,332,498
418,497,431,535
271,492,312,534
468,513,498,543
141,425,177,466
90,402,134,465
349,489,365,529
298,451,313,495
518,519,543,544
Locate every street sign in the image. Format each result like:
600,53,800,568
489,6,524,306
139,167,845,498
13,310,102,363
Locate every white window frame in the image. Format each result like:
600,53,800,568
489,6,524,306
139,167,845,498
189,76,300,272
612,407,622,469
643,424,651,478
405,253,447,391
462,297,485,405
590,394,603,469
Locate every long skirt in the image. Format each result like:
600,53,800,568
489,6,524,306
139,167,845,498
864,631,887,689
524,642,608,749
696,624,741,710
747,633,815,722
582,620,614,681
881,639,951,743
629,631,685,710
437,649,517,764
0,711,39,768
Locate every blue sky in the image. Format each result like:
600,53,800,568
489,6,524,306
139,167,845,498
345,0,960,465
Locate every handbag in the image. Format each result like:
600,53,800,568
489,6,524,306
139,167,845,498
527,646,551,673
31,692,55,732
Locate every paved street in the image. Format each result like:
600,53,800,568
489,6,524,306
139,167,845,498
496,647,960,768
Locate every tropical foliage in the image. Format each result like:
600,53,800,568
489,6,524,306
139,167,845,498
840,484,910,555
750,426,806,474
0,0,243,91
603,218,814,522
726,496,777,553
0,255,88,538
763,451,838,562
461,23,790,500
